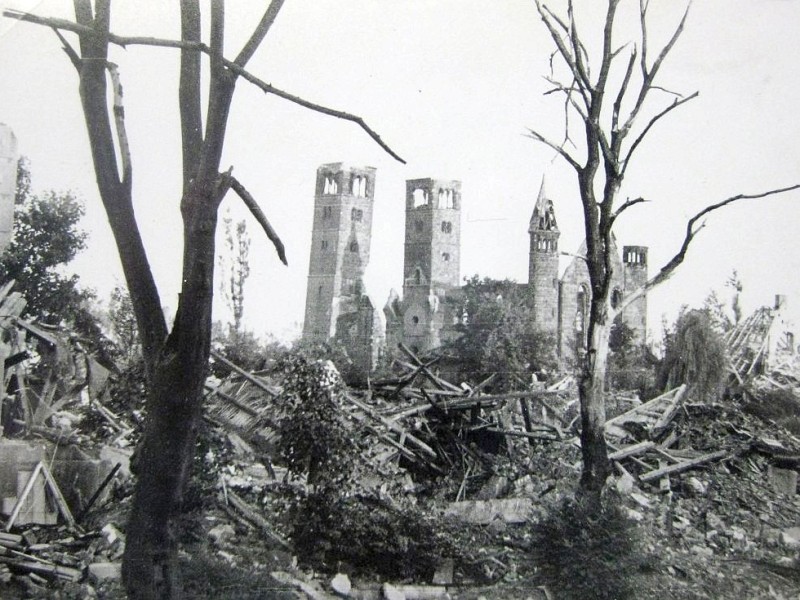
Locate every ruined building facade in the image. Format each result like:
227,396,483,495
301,163,384,378
527,182,648,358
302,165,648,376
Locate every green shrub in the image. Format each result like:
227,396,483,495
530,493,656,600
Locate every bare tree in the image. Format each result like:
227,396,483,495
530,0,798,493
3,2,403,597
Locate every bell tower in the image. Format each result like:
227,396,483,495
528,179,560,332
302,163,376,341
401,177,461,352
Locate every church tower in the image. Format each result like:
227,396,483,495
622,245,648,344
400,178,461,352
302,163,376,342
528,179,560,332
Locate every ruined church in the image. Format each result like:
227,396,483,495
302,163,648,377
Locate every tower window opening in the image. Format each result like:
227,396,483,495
412,316,419,325
439,188,454,209
322,205,332,219
414,220,423,233
441,221,452,234
351,207,363,222
413,188,429,207
414,268,421,285
442,252,450,262
323,175,338,195
349,241,359,252
352,175,367,197
321,239,328,251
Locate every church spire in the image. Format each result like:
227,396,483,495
529,176,558,233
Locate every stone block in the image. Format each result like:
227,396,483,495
768,465,797,496
88,562,121,582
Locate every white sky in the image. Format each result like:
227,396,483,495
0,0,799,343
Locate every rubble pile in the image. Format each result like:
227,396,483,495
1,286,799,597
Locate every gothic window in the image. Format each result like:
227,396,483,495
322,206,332,219
414,220,423,233
413,188,429,207
611,288,622,309
349,240,359,252
414,268,421,285
323,175,338,195
576,287,588,335
441,221,452,234
442,252,450,262
351,207,363,222
321,239,328,251
412,316,419,325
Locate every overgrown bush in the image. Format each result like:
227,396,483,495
530,492,657,600
658,309,727,401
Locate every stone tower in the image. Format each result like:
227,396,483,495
302,163,376,342
400,178,461,352
528,180,560,332
0,124,18,254
622,245,648,344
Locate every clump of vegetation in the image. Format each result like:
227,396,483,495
530,492,657,600
607,318,659,400
743,388,800,436
658,308,727,401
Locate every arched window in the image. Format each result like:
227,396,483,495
352,175,367,197
413,188,429,207
323,175,337,195
441,221,452,234
351,207,363,222
442,252,450,262
576,287,588,335
414,268,421,285
349,241,359,252
611,288,622,309
412,316,419,325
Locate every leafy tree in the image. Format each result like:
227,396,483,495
4,3,402,596
447,276,556,391
703,270,743,334
530,0,798,493
0,158,90,322
218,211,250,335
658,308,727,402
108,283,141,367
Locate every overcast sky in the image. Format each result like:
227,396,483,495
1,0,799,343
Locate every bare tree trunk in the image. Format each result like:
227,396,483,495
578,300,611,493
122,191,221,599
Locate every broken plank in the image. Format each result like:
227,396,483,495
607,441,655,461
226,491,290,550
639,450,730,483
210,350,277,396
343,393,438,459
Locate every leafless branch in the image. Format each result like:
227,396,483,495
106,62,132,188
620,184,800,310
527,129,581,171
233,0,285,67
622,91,698,174
2,7,406,164
609,196,648,226
536,2,591,104
229,176,287,266
52,27,81,69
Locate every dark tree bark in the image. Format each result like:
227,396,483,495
531,0,799,495
3,1,403,597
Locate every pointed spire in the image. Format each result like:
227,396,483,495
529,176,558,233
